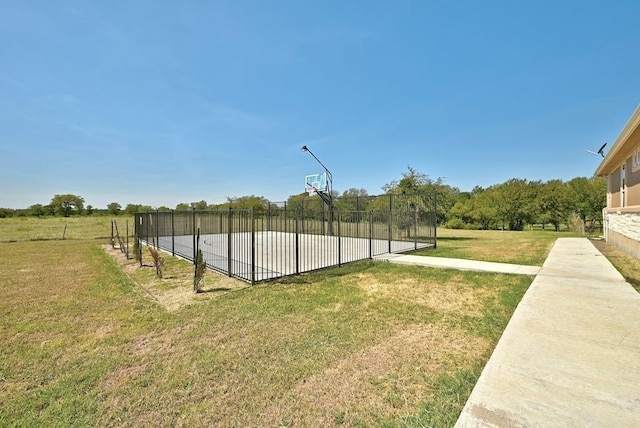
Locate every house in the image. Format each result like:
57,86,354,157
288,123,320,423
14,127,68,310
596,105,640,258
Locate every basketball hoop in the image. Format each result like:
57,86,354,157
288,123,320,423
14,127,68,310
304,173,327,196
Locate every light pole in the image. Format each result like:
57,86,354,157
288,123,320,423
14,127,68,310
301,145,333,235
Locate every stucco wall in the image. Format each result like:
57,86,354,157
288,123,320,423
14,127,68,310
604,210,640,259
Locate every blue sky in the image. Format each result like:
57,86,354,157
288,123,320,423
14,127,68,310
1,1,639,209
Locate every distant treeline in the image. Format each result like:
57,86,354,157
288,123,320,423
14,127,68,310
0,167,606,232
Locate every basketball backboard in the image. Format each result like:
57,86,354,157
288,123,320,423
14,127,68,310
304,173,327,196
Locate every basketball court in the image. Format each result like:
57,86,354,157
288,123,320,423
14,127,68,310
136,166,437,283
152,231,433,282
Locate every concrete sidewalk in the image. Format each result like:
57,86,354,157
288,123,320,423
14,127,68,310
375,253,541,276
455,238,640,427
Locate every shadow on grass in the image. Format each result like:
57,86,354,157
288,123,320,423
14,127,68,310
199,287,239,293
624,277,640,293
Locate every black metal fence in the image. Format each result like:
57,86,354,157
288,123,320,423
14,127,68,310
135,193,437,284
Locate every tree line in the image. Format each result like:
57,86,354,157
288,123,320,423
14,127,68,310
0,167,606,231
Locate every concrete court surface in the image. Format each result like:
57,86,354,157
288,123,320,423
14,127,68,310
455,238,640,427
154,232,433,281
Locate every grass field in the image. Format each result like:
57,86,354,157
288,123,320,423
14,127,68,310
0,216,133,242
413,228,576,266
3,218,636,425
0,227,532,426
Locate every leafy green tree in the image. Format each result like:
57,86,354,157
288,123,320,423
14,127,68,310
107,202,121,215
567,176,606,227
85,205,94,215
225,195,269,213
0,208,14,218
175,203,190,211
538,180,570,231
493,179,538,231
473,189,499,230
124,204,139,215
335,188,369,211
382,165,429,194
50,194,85,217
124,204,153,214
382,166,458,224
28,204,46,217
190,200,208,210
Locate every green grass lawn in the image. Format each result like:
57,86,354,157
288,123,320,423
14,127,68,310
0,236,532,426
412,228,577,266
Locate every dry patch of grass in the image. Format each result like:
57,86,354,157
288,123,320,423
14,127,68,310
357,272,493,317
103,244,248,311
0,216,126,242
264,324,488,426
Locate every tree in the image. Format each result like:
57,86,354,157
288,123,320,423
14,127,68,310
85,205,94,215
0,208,14,218
175,203,190,211
493,179,538,231
224,195,269,213
538,180,570,231
28,204,46,217
567,176,606,226
335,188,369,211
382,166,459,225
124,204,139,215
124,204,153,214
50,194,85,217
473,189,499,230
190,200,208,210
107,202,122,215
382,165,429,194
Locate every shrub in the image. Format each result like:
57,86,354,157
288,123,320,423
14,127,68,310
194,248,207,293
148,246,165,279
133,239,142,266
569,212,585,235
446,218,465,229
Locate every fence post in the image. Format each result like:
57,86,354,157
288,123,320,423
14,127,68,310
388,208,392,254
195,227,200,290
171,210,175,256
433,191,438,249
110,220,114,246
337,210,342,267
126,220,130,259
295,208,300,274
414,208,418,250
369,211,373,259
227,208,232,277
251,208,256,285
155,210,159,249
267,203,271,232
192,209,196,263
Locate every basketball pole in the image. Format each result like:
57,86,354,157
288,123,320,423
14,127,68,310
301,145,333,236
